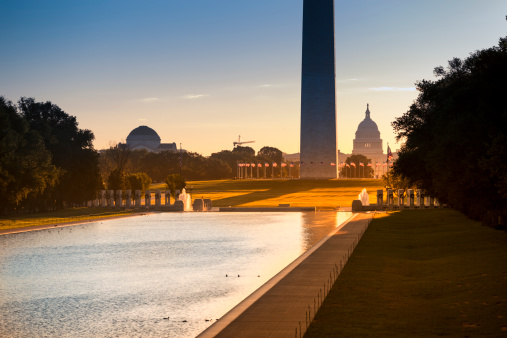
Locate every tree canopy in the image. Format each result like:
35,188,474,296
340,154,373,178
18,97,102,206
392,30,507,226
0,97,60,213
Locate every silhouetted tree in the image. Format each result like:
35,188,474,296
165,174,186,197
0,97,60,213
125,172,152,191
18,97,101,207
257,146,283,163
392,28,507,226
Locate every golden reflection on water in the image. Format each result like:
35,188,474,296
0,211,352,338
301,211,352,251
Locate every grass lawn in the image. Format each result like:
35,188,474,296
154,179,384,209
0,208,136,231
305,209,507,337
2,179,382,231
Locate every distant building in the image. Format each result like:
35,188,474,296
283,153,300,162
286,104,398,178
121,126,177,153
351,104,384,163
339,104,397,177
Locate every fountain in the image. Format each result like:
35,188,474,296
178,188,193,211
358,188,369,206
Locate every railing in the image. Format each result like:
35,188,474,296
295,216,372,338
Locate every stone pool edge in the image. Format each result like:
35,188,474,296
197,212,359,337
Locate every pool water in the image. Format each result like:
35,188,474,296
0,212,351,337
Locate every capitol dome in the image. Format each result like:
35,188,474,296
352,104,383,156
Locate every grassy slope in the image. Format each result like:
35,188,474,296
305,209,507,337
180,179,383,209
0,208,135,231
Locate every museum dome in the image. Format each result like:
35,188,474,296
126,125,161,142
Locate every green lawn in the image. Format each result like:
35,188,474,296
305,209,507,337
165,179,384,209
0,208,136,231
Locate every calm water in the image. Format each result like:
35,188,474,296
0,212,351,337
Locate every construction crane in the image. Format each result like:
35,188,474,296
233,135,255,148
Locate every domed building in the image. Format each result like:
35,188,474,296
123,126,177,152
352,104,383,158
336,104,397,178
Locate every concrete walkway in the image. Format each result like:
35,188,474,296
198,212,373,338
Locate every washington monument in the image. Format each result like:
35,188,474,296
300,0,338,179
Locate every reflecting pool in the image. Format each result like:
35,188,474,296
0,211,351,337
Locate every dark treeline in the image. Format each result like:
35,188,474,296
99,145,299,189
392,28,507,227
0,97,102,214
1,95,296,215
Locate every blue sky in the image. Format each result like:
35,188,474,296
1,0,506,156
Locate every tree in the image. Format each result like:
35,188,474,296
165,174,186,197
0,97,60,213
210,150,245,178
340,154,373,178
107,168,125,191
126,172,152,191
232,146,255,158
257,146,283,163
381,170,413,197
391,29,507,226
99,142,132,185
18,97,101,206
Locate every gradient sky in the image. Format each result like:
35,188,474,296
1,0,506,156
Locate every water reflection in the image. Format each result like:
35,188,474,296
0,211,350,337
300,211,352,251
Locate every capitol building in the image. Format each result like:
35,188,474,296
284,104,396,177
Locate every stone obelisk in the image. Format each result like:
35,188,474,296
300,0,338,179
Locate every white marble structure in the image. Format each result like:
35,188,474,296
165,190,171,205
108,190,114,207
145,190,151,207
125,190,132,207
377,189,383,207
135,190,142,207
398,189,405,209
155,190,161,207
407,189,415,208
115,190,122,208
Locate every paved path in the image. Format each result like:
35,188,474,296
198,212,373,338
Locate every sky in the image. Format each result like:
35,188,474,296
1,0,506,156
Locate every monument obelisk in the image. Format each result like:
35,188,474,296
300,0,338,179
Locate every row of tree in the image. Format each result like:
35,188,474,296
98,144,297,188
391,28,507,227
1,95,299,214
0,97,102,214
